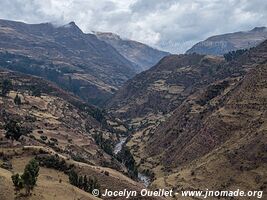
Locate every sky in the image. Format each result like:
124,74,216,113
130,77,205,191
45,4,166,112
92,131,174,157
0,0,266,53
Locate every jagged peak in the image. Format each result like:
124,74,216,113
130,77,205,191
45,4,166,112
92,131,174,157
61,21,83,33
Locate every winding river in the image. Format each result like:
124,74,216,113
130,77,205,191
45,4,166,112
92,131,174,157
114,137,151,187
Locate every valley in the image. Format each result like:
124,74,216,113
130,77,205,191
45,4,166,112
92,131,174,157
0,18,266,200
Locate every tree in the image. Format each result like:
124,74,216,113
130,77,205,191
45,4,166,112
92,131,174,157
83,175,88,191
11,159,39,196
88,177,101,195
21,159,39,195
11,173,24,194
4,119,22,141
14,94,22,105
69,169,78,186
68,170,101,196
78,176,84,188
1,79,12,96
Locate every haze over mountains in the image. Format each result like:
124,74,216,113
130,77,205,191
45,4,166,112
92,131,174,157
0,18,267,200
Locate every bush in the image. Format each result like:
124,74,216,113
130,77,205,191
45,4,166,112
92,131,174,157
50,137,58,143
104,171,109,176
29,135,36,139
36,154,70,173
40,135,47,141
4,119,22,141
14,94,22,105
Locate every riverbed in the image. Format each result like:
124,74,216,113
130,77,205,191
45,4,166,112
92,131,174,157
113,137,151,187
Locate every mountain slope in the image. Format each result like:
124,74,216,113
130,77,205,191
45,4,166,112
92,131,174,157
0,19,137,105
125,40,267,196
186,27,267,55
0,69,119,167
107,54,225,123
96,32,170,72
148,62,267,195
0,69,151,199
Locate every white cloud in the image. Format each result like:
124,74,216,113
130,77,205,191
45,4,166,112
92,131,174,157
0,0,266,53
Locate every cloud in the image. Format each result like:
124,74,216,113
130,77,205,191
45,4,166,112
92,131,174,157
0,0,266,53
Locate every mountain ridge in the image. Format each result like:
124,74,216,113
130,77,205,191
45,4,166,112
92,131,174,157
0,19,137,106
95,31,170,72
186,26,267,55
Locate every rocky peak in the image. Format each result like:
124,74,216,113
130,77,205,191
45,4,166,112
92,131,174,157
61,21,83,34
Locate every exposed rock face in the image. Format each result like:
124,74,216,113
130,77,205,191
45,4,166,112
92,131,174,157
0,19,137,106
96,32,170,72
186,27,267,55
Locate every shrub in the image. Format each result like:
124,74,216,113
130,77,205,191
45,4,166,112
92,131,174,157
40,135,47,141
50,137,58,143
36,154,70,172
4,119,22,141
29,135,36,139
14,94,22,105
104,171,109,176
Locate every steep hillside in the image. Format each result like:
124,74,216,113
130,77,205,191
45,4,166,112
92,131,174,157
0,69,155,199
108,40,267,123
0,69,122,167
107,53,225,124
146,63,267,196
0,146,147,200
0,19,137,106
186,27,267,55
125,40,267,197
96,32,170,72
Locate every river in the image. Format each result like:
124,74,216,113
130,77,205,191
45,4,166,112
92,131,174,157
113,137,127,155
114,137,151,187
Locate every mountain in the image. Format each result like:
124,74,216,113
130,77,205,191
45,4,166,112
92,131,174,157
0,19,137,106
186,27,267,55
142,42,267,192
109,40,267,195
95,32,170,72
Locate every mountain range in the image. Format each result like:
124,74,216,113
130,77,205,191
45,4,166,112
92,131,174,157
0,18,267,200
186,26,267,55
0,19,168,106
